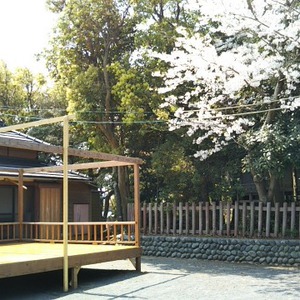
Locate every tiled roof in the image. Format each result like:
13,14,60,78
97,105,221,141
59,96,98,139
0,130,50,146
0,131,89,181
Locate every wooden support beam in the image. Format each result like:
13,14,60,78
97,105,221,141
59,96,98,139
25,161,133,173
63,116,69,292
134,164,141,246
129,257,142,272
0,115,75,133
18,170,24,241
71,266,81,289
0,138,143,165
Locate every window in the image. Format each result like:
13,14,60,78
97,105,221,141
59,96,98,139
0,186,17,222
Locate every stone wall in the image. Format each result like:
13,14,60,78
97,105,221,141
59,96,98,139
142,236,300,267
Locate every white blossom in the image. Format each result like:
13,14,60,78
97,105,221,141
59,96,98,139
149,0,300,159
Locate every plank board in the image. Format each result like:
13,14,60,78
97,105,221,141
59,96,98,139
0,242,142,279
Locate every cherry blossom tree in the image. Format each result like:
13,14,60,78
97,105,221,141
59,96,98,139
151,0,300,202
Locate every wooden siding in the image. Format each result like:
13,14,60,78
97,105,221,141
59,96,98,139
39,186,61,222
0,146,37,160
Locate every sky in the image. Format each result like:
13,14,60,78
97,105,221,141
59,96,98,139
0,0,57,74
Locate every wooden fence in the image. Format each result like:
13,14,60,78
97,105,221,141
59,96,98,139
139,201,300,239
0,221,136,244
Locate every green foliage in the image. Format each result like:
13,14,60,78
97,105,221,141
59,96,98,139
241,111,300,179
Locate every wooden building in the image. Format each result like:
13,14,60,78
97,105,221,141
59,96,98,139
0,116,143,292
0,130,100,224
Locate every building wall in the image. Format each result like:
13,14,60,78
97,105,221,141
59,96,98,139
69,181,97,221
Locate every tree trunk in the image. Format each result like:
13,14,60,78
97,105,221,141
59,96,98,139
251,170,268,202
103,190,114,220
267,173,282,203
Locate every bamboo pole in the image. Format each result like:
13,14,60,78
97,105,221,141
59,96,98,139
63,116,69,292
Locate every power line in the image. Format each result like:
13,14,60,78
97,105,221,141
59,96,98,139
0,106,155,115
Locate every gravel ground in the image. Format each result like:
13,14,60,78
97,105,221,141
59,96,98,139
1,256,299,300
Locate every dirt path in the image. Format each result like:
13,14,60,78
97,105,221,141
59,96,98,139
1,256,299,299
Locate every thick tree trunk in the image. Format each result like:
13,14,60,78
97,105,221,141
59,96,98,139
267,173,284,203
251,170,268,202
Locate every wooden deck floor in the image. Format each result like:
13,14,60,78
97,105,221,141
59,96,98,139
0,242,142,280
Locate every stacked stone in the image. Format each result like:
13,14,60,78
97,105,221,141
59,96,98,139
141,236,300,267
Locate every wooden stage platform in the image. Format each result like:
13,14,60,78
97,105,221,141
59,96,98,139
0,242,142,288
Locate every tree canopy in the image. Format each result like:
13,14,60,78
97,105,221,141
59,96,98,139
150,0,300,202
1,0,300,208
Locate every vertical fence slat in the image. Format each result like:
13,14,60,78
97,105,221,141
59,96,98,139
172,203,177,235
219,201,223,236
205,202,210,235
166,204,170,234
148,203,152,234
160,203,164,234
282,202,287,237
199,202,203,236
191,202,196,235
226,202,231,237
274,202,279,237
154,203,158,235
250,202,255,237
242,202,246,237
266,202,271,238
290,202,295,235
212,202,216,236
185,202,189,235
234,201,239,237
179,202,183,235
143,202,147,234
258,202,263,237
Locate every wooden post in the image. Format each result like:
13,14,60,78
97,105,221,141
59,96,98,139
149,203,152,234
291,202,295,234
282,202,287,237
166,203,170,234
191,202,196,235
199,202,203,235
234,201,239,237
219,201,223,236
71,266,81,289
258,202,263,237
160,202,164,234
154,202,158,234
266,202,271,238
242,202,246,237
172,202,176,235
226,202,230,236
250,201,255,237
179,202,183,235
205,202,210,235
185,202,189,235
133,163,141,272
212,202,216,236
18,170,24,241
63,116,69,292
274,202,279,237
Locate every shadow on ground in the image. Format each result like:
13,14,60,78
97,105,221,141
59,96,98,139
0,256,299,299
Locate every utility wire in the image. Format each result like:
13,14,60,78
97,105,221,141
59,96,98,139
1,96,298,115
0,105,295,126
